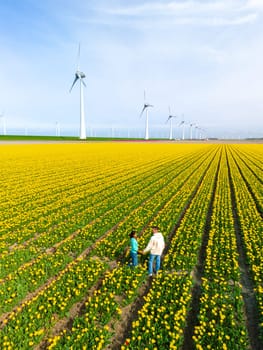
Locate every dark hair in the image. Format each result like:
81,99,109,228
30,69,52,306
151,225,160,230
129,230,136,238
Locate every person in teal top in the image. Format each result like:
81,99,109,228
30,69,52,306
129,230,138,267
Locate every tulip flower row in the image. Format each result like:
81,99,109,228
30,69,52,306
46,147,220,349
0,143,196,245
46,264,147,349
1,151,192,313
120,148,221,349
122,272,193,350
229,144,263,176
0,144,214,346
0,143,152,213
123,145,256,349
33,146,219,349
135,150,217,259
47,146,220,349
0,149,182,280
228,145,262,212
0,256,106,350
163,146,220,272
193,148,249,349
93,146,219,262
0,149,167,254
227,146,263,334
0,155,121,240
0,143,261,349
33,145,218,346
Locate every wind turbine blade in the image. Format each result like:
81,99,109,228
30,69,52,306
169,106,171,115
81,79,86,87
69,76,79,92
77,42,81,71
140,106,146,118
144,89,146,102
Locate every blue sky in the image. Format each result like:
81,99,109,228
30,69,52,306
0,0,263,138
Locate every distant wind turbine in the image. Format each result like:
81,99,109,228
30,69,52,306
70,44,87,140
166,107,176,140
56,121,60,137
179,120,185,140
199,127,206,139
0,111,6,135
189,123,195,140
140,90,153,140
195,125,199,139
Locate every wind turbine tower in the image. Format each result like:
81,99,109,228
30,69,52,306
166,107,176,140
56,121,61,137
70,44,87,140
140,90,153,140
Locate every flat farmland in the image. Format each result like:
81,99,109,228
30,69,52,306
0,143,262,350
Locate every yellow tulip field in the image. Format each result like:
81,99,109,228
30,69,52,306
0,142,262,349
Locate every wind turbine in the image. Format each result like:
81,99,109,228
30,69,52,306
166,107,176,140
199,127,206,140
70,44,87,140
55,121,60,137
195,125,199,139
189,122,195,140
0,111,6,135
140,90,153,140
179,119,185,140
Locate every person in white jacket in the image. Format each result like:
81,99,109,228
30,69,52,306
142,226,165,276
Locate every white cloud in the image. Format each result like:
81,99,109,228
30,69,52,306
104,0,263,17
105,1,232,16
169,13,257,26
102,1,259,27
244,0,263,10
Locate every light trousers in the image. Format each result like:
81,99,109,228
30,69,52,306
148,254,161,275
